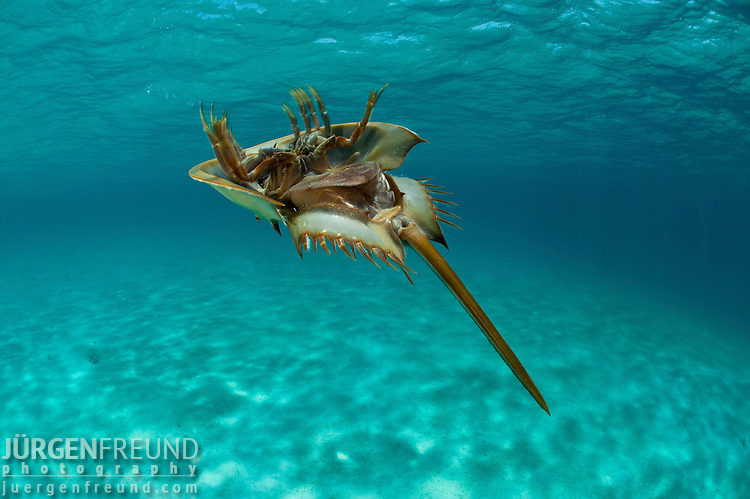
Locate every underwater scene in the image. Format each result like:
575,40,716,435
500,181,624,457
1,0,749,497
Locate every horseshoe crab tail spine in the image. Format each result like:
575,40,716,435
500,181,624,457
397,222,550,416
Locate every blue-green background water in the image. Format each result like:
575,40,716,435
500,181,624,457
2,1,749,497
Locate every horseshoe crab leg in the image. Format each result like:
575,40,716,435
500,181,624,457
290,88,312,135
336,84,389,148
397,221,550,415
281,103,301,141
199,104,250,183
298,89,321,131
308,86,331,137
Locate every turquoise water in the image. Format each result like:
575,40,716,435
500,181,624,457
2,0,750,497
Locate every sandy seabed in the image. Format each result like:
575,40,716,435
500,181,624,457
1,228,748,498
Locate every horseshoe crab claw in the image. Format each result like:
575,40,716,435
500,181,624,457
189,85,549,414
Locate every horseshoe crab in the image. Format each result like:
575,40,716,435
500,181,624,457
189,85,549,414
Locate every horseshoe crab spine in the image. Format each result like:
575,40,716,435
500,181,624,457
397,222,550,415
